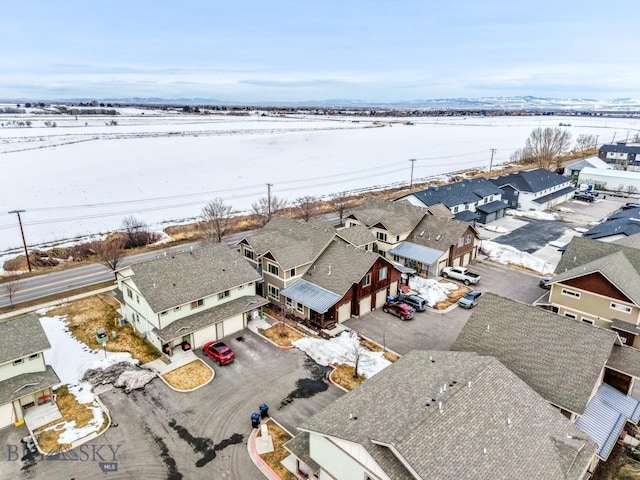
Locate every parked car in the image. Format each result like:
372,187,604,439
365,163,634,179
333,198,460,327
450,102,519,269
622,202,640,210
203,341,235,365
573,192,595,203
396,293,427,312
382,300,415,321
612,191,629,198
538,277,552,289
458,290,483,309
441,266,481,285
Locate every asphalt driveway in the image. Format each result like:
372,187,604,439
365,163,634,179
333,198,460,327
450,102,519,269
492,218,573,253
0,328,345,480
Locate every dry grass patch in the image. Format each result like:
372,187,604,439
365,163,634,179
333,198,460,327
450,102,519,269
434,282,470,310
359,337,399,362
162,360,213,390
259,419,297,480
260,323,304,346
34,385,107,453
331,364,366,390
49,294,161,363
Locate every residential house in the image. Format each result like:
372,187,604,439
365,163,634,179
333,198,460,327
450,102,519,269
579,167,640,193
236,216,336,305
563,156,611,184
280,241,401,330
115,243,267,356
343,197,426,258
398,177,507,224
0,314,60,429
452,293,640,464
335,224,376,251
581,209,640,242
389,214,480,276
490,168,574,211
285,350,597,480
599,142,640,167
546,236,640,348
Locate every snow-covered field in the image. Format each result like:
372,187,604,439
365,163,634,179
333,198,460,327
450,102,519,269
1,110,639,255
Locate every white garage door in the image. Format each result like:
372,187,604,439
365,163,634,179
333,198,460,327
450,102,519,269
375,290,387,309
223,314,244,337
359,295,372,316
337,302,351,323
0,402,15,429
193,324,218,349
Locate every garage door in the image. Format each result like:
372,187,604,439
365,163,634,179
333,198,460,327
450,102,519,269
337,302,351,323
0,402,15,429
223,314,244,338
359,295,372,316
374,290,387,309
193,324,217,349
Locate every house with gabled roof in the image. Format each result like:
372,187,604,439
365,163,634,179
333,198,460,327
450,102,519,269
389,214,481,276
280,241,401,329
545,236,640,350
285,350,598,480
343,197,426,259
398,177,506,224
490,167,574,211
581,208,640,242
236,216,336,305
563,156,611,183
599,142,640,166
335,224,375,251
452,293,640,464
0,314,60,429
115,242,267,356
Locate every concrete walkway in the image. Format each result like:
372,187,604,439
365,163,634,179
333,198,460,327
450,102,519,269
144,349,198,375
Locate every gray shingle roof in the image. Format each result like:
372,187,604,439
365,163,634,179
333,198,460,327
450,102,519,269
606,345,640,379
425,203,454,218
239,216,336,271
349,197,426,236
0,314,51,365
583,209,640,240
405,214,478,251
283,432,319,473
451,293,617,414
128,243,262,313
408,177,503,208
491,168,569,193
555,237,640,305
600,143,640,154
300,350,596,480
303,241,385,298
335,224,375,247
613,233,640,249
476,199,508,213
153,295,268,342
0,365,60,405
532,186,576,204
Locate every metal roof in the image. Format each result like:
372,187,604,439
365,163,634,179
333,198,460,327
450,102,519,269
575,383,640,460
389,242,445,265
280,279,342,314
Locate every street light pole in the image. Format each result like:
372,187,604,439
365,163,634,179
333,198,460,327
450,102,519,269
409,159,416,189
8,210,31,272
489,148,497,173
266,183,273,218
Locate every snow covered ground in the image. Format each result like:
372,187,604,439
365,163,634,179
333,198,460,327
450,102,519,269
480,240,555,274
1,111,638,256
38,314,136,446
408,276,460,307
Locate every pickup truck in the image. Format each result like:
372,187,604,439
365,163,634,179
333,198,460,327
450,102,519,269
573,192,595,203
382,300,415,321
441,266,481,285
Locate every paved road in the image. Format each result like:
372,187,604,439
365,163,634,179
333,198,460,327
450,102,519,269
0,328,344,479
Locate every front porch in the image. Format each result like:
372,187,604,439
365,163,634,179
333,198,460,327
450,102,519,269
23,399,61,431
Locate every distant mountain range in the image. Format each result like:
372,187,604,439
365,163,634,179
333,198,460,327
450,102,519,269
4,95,640,111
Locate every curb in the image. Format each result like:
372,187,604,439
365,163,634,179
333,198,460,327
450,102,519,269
356,333,402,360
247,418,290,480
327,365,350,393
157,359,215,392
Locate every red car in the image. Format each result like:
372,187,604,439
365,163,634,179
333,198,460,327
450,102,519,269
203,341,235,365
382,301,415,321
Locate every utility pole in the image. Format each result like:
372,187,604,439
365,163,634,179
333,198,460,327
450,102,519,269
409,159,416,189
9,210,32,272
266,183,273,218
489,148,497,173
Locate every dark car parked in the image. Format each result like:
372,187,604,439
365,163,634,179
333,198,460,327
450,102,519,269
622,202,640,210
539,277,552,289
396,293,427,312
573,192,595,203
203,341,235,365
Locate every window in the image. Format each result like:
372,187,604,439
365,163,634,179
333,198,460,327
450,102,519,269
13,358,23,365
286,297,293,307
564,312,577,319
561,289,580,298
457,238,464,247
396,235,400,242
268,263,279,276
379,251,386,258
127,287,133,298
611,302,632,314
268,285,280,300
290,268,296,277
191,299,204,309
218,290,230,300
393,254,400,262
379,266,388,281
376,231,388,242
464,235,472,245
136,294,140,304
582,318,594,325
244,248,255,260
453,206,459,213
297,302,304,313
174,306,181,311
362,273,371,286
29,353,39,361
160,311,168,316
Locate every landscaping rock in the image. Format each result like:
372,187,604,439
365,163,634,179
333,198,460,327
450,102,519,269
83,361,156,393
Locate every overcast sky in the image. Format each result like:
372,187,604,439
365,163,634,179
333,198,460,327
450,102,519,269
2,1,639,102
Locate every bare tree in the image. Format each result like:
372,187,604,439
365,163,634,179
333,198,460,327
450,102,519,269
523,127,572,169
295,195,318,222
199,198,234,243
330,192,353,225
626,185,639,197
575,134,598,152
252,195,287,226
2,272,21,306
91,237,126,278
341,331,368,379
121,216,150,248
509,147,533,164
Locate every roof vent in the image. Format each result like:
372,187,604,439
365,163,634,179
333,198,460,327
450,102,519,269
467,381,472,389
485,324,490,333
172,283,176,287
507,417,512,428
429,355,434,363
419,230,425,237
435,234,442,241
438,402,443,413
349,413,358,420
328,265,332,275
483,447,488,459
153,283,156,288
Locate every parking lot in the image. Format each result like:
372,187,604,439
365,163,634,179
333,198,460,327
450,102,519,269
0,329,345,480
